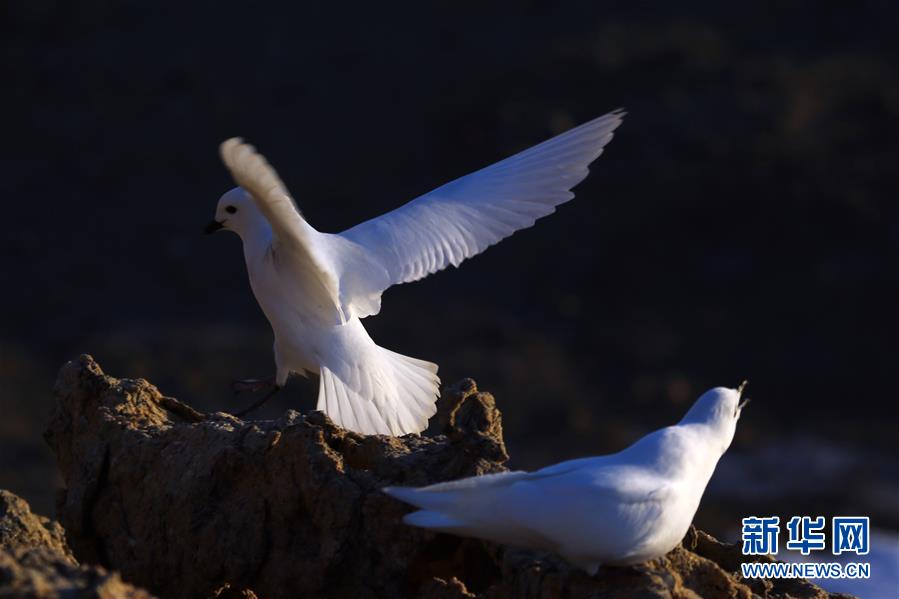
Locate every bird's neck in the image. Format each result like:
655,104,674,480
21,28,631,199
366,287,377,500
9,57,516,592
678,423,729,480
239,221,275,261
633,424,726,480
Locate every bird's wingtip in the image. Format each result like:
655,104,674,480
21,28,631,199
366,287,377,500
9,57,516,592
382,485,404,498
382,485,420,505
219,137,245,161
220,136,243,149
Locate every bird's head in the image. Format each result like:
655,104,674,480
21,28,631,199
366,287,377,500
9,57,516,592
205,187,266,239
679,381,750,451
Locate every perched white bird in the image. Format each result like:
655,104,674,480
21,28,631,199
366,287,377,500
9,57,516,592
206,110,625,436
384,383,749,573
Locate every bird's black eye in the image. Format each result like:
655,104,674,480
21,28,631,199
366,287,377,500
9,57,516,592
225,205,237,214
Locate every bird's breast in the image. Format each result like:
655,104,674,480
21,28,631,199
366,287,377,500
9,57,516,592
244,247,337,335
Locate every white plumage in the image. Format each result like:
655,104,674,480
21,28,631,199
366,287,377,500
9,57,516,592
210,110,625,435
385,385,748,574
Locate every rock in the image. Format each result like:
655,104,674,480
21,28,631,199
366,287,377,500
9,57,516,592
0,489,153,598
0,490,72,560
44,355,850,599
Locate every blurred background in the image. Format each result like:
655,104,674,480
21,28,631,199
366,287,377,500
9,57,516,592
1,1,897,594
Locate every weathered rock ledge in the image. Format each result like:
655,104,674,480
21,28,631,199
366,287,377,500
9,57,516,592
0,488,152,598
27,355,849,598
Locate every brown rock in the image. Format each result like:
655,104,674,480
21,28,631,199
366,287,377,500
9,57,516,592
0,490,72,561
0,489,153,598
44,355,850,599
45,355,507,599
474,528,854,599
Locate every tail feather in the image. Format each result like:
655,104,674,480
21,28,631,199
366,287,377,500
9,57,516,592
388,352,440,417
322,371,340,429
317,345,440,436
383,470,530,513
385,479,554,548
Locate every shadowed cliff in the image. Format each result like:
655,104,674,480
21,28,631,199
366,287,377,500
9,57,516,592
3,355,846,598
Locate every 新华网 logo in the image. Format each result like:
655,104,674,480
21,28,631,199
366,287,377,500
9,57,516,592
739,515,871,580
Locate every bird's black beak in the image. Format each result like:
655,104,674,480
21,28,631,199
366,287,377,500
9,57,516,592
204,220,224,234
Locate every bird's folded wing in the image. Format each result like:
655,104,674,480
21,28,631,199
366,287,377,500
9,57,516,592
534,458,674,504
384,462,665,509
384,463,671,547
220,138,345,320
336,109,625,317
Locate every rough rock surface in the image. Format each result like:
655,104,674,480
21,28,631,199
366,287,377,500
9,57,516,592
44,355,850,599
0,489,153,598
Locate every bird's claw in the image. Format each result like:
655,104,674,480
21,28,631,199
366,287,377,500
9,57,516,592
232,385,282,418
232,377,276,395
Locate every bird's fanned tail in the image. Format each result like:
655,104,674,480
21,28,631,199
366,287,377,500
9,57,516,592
317,343,439,436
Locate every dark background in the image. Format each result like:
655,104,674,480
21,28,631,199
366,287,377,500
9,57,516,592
1,0,896,544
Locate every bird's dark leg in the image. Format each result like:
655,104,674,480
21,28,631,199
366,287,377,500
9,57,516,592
232,376,276,394
233,385,282,418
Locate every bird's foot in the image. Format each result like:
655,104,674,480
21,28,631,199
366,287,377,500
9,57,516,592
231,385,282,419
231,377,276,395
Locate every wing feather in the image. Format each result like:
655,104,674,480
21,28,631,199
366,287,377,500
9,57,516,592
220,138,308,244
337,110,625,315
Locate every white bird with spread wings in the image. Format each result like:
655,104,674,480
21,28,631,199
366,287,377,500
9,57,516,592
206,109,625,436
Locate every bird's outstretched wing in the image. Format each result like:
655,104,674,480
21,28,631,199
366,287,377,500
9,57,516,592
337,110,625,317
220,138,310,244
220,138,348,321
